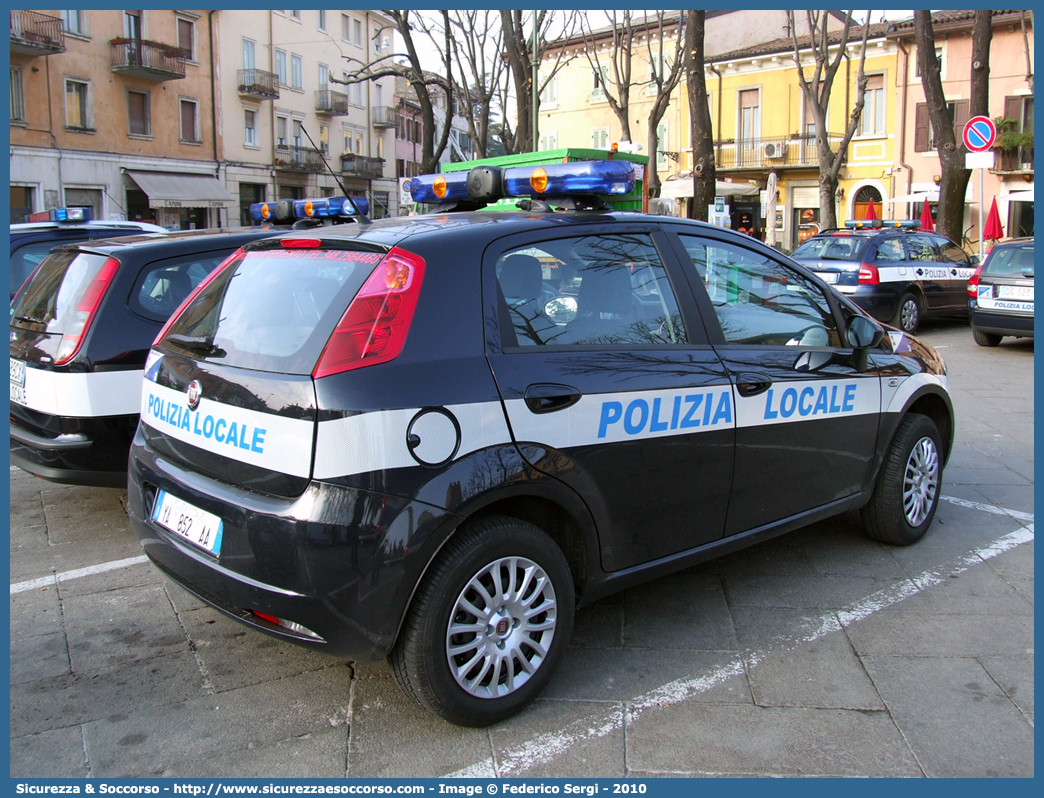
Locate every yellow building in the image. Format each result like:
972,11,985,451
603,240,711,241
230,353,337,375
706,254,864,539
663,21,900,250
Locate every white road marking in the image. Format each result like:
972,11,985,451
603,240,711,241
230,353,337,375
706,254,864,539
10,556,148,595
448,500,1034,778
940,494,1034,522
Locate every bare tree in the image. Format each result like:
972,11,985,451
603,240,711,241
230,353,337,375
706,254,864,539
916,10,992,243
643,12,687,198
500,11,578,154
446,10,505,160
787,10,872,230
334,11,453,174
578,12,639,144
685,10,715,221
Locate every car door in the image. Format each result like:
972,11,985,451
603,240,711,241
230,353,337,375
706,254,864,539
666,229,881,536
905,233,949,310
483,225,735,572
932,234,976,308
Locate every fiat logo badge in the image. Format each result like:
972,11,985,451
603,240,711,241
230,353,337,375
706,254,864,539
186,379,202,410
495,618,510,636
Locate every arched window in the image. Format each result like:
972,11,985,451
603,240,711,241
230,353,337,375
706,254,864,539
854,185,883,221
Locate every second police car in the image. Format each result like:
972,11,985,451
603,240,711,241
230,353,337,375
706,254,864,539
791,219,977,334
127,161,954,726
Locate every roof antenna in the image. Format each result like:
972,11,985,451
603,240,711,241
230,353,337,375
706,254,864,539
299,125,372,225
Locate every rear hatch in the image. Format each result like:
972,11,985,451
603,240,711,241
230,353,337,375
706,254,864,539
976,242,1034,314
791,233,868,289
143,238,419,497
10,248,120,429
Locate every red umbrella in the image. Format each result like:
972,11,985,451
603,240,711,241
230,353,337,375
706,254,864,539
983,197,1004,242
919,202,935,232
864,200,877,221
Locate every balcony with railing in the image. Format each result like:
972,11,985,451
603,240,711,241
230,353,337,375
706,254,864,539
372,106,400,129
110,38,186,81
992,147,1034,175
341,154,385,179
10,10,65,56
275,145,325,172
714,135,842,171
315,89,350,116
238,68,279,99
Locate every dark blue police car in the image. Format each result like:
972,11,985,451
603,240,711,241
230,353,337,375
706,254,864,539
791,219,977,334
127,162,955,726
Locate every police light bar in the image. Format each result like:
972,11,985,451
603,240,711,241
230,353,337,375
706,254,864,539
502,160,635,198
49,207,91,223
249,200,294,223
292,196,370,219
409,172,471,204
845,219,922,230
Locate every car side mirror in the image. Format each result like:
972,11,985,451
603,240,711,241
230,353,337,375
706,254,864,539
545,296,577,323
969,255,980,266
848,315,884,349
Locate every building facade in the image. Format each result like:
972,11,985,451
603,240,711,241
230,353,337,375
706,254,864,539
215,9,399,223
888,11,1034,241
10,9,233,228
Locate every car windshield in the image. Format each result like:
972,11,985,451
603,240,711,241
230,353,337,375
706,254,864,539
9,250,113,334
983,244,1034,277
792,236,868,261
160,247,376,374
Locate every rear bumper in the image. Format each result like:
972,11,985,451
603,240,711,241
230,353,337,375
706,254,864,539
127,430,462,661
9,410,136,487
971,308,1034,337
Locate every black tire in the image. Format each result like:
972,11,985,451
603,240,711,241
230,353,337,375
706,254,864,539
892,292,921,334
973,328,1002,347
389,515,575,727
861,413,943,545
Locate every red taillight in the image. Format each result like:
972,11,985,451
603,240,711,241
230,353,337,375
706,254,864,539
281,237,322,249
312,247,426,378
53,257,120,365
252,611,280,625
153,247,244,345
967,264,983,298
857,263,879,285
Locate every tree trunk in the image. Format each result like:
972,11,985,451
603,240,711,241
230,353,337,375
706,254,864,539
502,10,534,154
646,116,660,197
916,11,971,243
818,169,837,231
686,10,715,221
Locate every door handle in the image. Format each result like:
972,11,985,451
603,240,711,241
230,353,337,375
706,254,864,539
735,373,772,397
523,383,582,414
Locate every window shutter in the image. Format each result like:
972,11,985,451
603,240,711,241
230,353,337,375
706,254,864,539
952,100,970,140
914,103,929,152
1004,96,1023,128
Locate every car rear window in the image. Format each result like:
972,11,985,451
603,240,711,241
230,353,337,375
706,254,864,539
130,253,229,321
792,236,868,261
159,246,379,374
983,244,1034,277
10,250,113,335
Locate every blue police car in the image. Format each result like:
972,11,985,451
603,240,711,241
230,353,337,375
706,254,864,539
791,220,977,334
127,162,954,726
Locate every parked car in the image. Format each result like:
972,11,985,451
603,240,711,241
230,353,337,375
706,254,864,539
967,237,1034,346
791,219,977,333
126,161,954,727
10,208,167,300
10,228,282,486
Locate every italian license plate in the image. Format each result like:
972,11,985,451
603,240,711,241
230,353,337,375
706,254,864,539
152,490,223,555
815,272,839,284
998,285,1033,301
10,359,26,406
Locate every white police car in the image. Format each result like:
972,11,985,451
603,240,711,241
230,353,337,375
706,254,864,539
127,161,954,726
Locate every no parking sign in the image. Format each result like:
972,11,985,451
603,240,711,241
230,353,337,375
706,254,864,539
963,116,997,152
399,177,414,206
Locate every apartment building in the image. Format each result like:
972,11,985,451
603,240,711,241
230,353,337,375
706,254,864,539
10,9,232,227
888,11,1034,239
215,10,399,222
537,12,847,199
671,22,898,249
